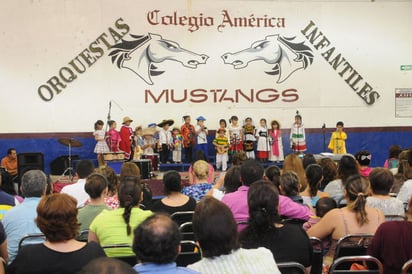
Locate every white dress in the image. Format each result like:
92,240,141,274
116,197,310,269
255,126,269,152
93,130,109,154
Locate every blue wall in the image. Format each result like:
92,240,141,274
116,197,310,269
0,128,411,175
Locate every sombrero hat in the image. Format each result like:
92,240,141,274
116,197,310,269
157,119,174,127
142,127,156,136
122,116,133,124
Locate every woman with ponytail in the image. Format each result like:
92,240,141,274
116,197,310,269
88,176,153,257
239,180,313,271
307,174,385,265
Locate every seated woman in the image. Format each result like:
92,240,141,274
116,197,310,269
366,168,405,217
188,150,215,184
119,162,152,208
8,193,106,274
279,171,304,204
187,196,280,274
95,165,119,209
318,157,338,191
307,174,385,266
239,180,313,272
149,170,196,215
283,153,307,192
300,164,330,207
88,176,153,257
206,166,242,200
182,160,213,201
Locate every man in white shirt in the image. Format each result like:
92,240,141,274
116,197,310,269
61,160,94,208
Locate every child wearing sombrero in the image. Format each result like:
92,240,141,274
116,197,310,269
119,116,133,160
157,119,174,164
142,128,156,154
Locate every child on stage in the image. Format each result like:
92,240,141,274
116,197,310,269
228,115,243,155
106,120,122,152
290,111,307,154
213,128,229,171
119,116,133,160
195,116,209,160
328,121,347,154
269,120,284,162
157,119,174,164
243,117,256,159
172,127,183,163
255,118,269,162
180,115,195,163
93,120,110,167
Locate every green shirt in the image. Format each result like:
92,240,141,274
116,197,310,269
78,204,110,231
89,207,153,257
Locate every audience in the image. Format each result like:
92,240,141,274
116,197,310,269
318,157,337,191
120,162,152,208
302,153,317,169
78,173,110,231
392,149,410,193
264,165,281,191
283,153,307,191
88,176,153,257
279,171,304,204
182,160,213,201
0,223,7,265
95,165,119,209
368,217,412,274
150,171,196,214
0,148,17,177
300,164,330,207
3,170,47,263
397,150,412,207
0,169,19,219
207,166,242,200
78,257,136,274
366,168,405,216
222,159,311,231
133,214,199,273
8,193,106,274
239,180,313,272
187,197,280,274
383,145,402,170
188,150,215,184
324,155,359,205
61,159,94,208
307,175,385,265
355,150,373,178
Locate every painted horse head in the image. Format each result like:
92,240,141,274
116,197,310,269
109,33,209,85
221,35,313,83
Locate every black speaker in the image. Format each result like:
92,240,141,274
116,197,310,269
18,153,44,178
50,155,79,175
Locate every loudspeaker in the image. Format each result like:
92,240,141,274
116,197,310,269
50,155,79,175
18,153,44,179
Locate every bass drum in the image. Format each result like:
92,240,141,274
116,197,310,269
141,154,159,171
133,159,152,179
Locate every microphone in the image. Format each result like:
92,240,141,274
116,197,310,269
322,123,326,129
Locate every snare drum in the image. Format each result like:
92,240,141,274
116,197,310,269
103,152,114,161
134,159,152,179
141,153,159,171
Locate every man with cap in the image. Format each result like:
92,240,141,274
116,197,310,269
195,116,209,161
180,116,195,163
119,116,133,160
157,119,174,164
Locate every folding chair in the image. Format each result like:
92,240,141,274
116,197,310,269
402,258,412,274
102,243,136,266
18,233,46,250
384,214,407,221
309,236,324,274
329,255,383,274
171,211,194,226
179,222,195,241
176,240,202,267
277,261,306,274
333,234,374,270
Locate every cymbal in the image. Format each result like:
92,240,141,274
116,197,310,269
58,138,83,147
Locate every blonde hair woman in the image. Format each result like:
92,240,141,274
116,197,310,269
182,160,213,201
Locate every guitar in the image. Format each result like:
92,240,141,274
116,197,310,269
216,145,229,154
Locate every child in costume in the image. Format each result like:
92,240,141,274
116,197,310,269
141,128,156,154
195,116,209,160
172,127,183,163
93,120,110,167
106,120,122,152
132,125,143,160
119,116,133,160
213,128,229,171
228,115,243,155
180,115,195,163
255,118,269,162
157,119,174,164
269,120,284,162
290,111,306,153
328,121,347,154
243,117,256,159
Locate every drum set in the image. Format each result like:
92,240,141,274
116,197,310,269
133,154,159,179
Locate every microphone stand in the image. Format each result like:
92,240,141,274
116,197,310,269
322,123,326,152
